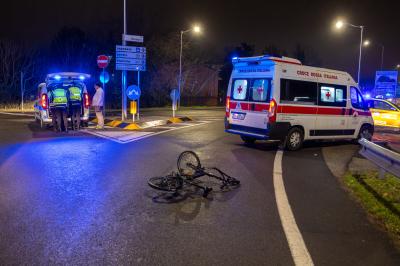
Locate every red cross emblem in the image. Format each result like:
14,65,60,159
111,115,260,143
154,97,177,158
237,85,243,94
326,91,331,99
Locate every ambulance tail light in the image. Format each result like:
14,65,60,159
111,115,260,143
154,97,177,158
84,93,90,108
225,96,230,117
41,94,48,109
268,98,277,123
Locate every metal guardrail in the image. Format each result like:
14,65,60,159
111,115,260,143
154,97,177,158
359,138,400,178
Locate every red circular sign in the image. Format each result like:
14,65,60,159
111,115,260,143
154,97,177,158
97,55,109,68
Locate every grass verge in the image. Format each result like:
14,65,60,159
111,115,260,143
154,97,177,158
344,171,400,243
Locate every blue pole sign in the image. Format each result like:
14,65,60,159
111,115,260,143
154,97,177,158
99,71,110,84
126,85,141,100
170,88,180,102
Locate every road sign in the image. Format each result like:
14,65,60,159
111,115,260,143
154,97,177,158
130,101,137,114
123,34,144,43
97,55,109,68
99,71,110,84
116,45,146,71
126,85,141,100
170,89,180,102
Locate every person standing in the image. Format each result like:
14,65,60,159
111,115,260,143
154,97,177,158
92,83,104,129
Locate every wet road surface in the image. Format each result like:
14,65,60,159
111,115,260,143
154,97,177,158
0,112,399,265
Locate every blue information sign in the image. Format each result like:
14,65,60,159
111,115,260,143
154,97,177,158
99,71,110,84
126,85,141,100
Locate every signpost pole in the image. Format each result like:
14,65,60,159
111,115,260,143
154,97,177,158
137,70,140,120
102,68,106,116
121,0,127,121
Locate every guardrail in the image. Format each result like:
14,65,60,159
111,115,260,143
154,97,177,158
359,138,400,178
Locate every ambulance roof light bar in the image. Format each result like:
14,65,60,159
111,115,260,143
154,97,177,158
232,55,302,65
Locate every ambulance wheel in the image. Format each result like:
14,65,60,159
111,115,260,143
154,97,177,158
284,127,304,151
241,135,256,144
358,125,373,141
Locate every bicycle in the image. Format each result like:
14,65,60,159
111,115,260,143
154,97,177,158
148,151,240,198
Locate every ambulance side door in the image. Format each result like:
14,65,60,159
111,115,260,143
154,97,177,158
314,83,347,137
347,86,366,133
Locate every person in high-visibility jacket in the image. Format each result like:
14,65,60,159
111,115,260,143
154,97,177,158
48,87,69,132
68,85,83,130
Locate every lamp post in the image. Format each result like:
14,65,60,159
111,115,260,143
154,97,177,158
335,20,365,85
178,25,201,108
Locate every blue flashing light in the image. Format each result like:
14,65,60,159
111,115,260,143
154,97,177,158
54,75,61,80
365,93,371,99
79,75,85,80
232,57,238,60
386,93,392,97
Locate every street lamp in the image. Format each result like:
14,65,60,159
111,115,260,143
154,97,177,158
334,19,365,85
363,40,370,46
178,24,202,108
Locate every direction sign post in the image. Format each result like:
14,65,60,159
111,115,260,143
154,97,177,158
97,55,110,116
116,45,146,121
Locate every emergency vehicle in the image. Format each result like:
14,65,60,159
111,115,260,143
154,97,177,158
225,55,374,150
34,72,91,129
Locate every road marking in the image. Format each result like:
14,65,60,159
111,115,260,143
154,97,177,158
0,111,34,117
273,150,314,266
83,121,212,144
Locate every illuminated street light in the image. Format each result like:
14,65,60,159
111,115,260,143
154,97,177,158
363,40,370,46
193,25,202,34
178,24,203,108
396,64,400,69
333,19,365,85
335,20,344,29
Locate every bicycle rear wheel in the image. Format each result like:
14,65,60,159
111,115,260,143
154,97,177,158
177,151,201,177
148,174,183,192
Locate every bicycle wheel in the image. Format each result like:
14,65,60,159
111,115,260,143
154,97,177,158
177,151,201,177
148,174,183,192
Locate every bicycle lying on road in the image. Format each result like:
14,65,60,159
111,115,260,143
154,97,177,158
148,151,240,198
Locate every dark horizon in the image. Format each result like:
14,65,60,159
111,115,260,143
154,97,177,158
2,0,399,86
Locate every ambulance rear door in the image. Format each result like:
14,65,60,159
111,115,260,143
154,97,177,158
229,78,271,130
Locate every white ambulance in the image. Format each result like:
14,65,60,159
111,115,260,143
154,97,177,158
225,55,374,150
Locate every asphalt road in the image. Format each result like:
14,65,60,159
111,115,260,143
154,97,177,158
0,111,399,265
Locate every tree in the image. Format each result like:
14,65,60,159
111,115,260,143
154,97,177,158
262,44,287,57
219,43,256,102
0,40,36,105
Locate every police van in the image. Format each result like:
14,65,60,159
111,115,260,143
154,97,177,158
34,72,91,129
225,55,374,150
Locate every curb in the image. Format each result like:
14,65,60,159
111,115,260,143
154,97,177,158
89,116,193,130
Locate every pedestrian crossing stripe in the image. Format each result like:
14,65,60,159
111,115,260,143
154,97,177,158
89,116,193,131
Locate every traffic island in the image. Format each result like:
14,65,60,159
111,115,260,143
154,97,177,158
89,116,193,130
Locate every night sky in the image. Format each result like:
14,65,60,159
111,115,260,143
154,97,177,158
2,0,399,86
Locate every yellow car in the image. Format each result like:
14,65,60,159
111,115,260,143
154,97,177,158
366,99,400,128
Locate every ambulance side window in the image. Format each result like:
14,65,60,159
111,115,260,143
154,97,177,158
280,79,317,105
250,79,270,102
232,79,248,100
350,87,366,110
318,84,347,107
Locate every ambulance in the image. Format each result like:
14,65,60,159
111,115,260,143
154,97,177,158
224,55,374,150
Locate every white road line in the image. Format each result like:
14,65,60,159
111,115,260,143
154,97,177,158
0,111,34,117
273,150,314,266
83,121,211,144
